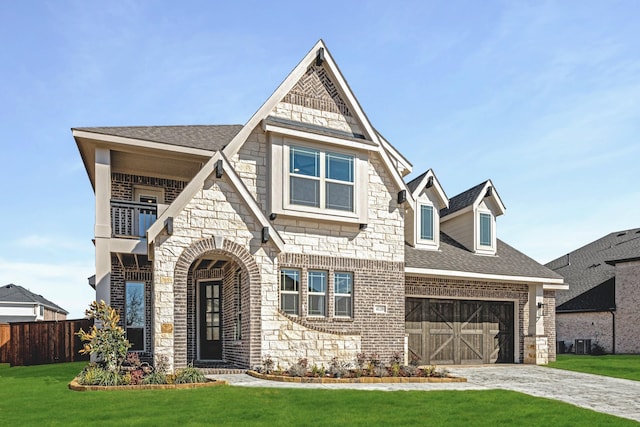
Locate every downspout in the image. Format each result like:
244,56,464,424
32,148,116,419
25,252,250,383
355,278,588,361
610,310,615,354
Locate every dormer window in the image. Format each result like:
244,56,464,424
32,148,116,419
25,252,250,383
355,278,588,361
419,204,434,241
479,212,492,247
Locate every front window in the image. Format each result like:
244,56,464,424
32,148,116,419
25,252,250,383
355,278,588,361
280,269,300,315
479,213,492,246
420,205,434,241
334,272,353,317
289,146,354,212
125,281,145,351
308,271,327,316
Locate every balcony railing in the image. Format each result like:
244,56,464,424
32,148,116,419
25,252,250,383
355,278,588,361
111,200,157,238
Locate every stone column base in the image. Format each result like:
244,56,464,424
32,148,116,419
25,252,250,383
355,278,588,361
524,335,549,365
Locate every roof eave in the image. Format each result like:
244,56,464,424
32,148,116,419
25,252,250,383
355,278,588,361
405,266,566,288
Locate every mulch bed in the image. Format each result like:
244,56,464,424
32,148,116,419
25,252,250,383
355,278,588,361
68,377,228,391
247,371,467,384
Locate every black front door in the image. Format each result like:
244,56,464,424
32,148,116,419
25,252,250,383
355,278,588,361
199,280,222,360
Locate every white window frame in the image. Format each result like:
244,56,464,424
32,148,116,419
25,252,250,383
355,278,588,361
415,198,439,250
280,269,300,315
476,210,496,254
270,137,369,224
307,270,327,317
334,272,353,318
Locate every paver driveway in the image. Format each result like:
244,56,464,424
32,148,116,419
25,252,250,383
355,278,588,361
213,365,640,422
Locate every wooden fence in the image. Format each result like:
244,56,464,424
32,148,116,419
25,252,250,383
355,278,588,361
0,319,92,366
0,324,10,363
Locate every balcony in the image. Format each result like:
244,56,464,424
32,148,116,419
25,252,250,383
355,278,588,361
111,200,157,238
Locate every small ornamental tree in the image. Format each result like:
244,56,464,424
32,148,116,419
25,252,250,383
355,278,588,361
77,300,131,373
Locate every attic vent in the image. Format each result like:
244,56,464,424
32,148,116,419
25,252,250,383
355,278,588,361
617,232,627,237
588,263,601,269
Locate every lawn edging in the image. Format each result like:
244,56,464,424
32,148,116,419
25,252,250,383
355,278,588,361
68,377,228,391
247,370,467,383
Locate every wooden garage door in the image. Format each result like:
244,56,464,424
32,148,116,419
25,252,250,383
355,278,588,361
406,298,514,365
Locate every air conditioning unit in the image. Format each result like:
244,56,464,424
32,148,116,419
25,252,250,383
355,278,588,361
575,339,592,355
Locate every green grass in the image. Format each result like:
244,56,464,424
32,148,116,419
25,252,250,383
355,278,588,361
0,362,636,426
548,354,640,381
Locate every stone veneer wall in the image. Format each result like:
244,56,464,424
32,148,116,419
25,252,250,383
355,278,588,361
110,257,154,360
615,260,640,353
405,276,530,363
152,175,276,371
556,311,614,353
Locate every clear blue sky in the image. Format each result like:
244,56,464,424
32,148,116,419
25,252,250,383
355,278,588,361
1,1,638,318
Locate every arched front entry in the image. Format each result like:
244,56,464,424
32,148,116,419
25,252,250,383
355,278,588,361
173,237,261,369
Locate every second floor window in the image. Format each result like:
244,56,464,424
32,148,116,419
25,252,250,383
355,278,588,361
479,212,492,246
289,146,354,212
420,205,434,241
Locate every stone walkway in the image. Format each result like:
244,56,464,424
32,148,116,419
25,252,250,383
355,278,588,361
211,366,640,422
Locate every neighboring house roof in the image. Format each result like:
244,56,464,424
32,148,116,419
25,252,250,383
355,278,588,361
546,228,640,308
0,284,68,314
406,233,563,283
72,125,243,152
556,278,615,312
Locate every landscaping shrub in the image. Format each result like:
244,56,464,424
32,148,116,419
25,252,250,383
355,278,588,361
175,364,207,384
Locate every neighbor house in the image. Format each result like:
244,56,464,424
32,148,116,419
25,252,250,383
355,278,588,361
73,41,564,372
547,228,640,354
0,284,68,323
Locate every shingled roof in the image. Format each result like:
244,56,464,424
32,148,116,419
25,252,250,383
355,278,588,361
440,181,488,217
406,171,428,194
73,125,243,152
546,228,640,308
406,233,563,280
0,284,68,314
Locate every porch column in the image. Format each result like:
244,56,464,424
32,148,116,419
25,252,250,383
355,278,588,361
524,283,548,364
94,148,111,304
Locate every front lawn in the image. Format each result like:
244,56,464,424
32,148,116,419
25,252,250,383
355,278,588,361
0,362,635,426
548,354,640,381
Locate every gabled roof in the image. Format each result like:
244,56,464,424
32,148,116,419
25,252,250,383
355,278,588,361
0,284,68,314
221,40,408,194
546,227,640,307
406,233,564,285
146,151,285,252
405,169,448,209
73,125,242,152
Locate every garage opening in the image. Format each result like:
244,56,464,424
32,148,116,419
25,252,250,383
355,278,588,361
406,298,514,365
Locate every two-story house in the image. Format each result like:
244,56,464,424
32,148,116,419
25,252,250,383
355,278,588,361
0,284,68,323
74,41,564,372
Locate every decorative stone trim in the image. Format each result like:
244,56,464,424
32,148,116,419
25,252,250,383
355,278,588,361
278,310,360,335
247,371,466,384
283,64,353,117
280,253,404,272
68,378,227,391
